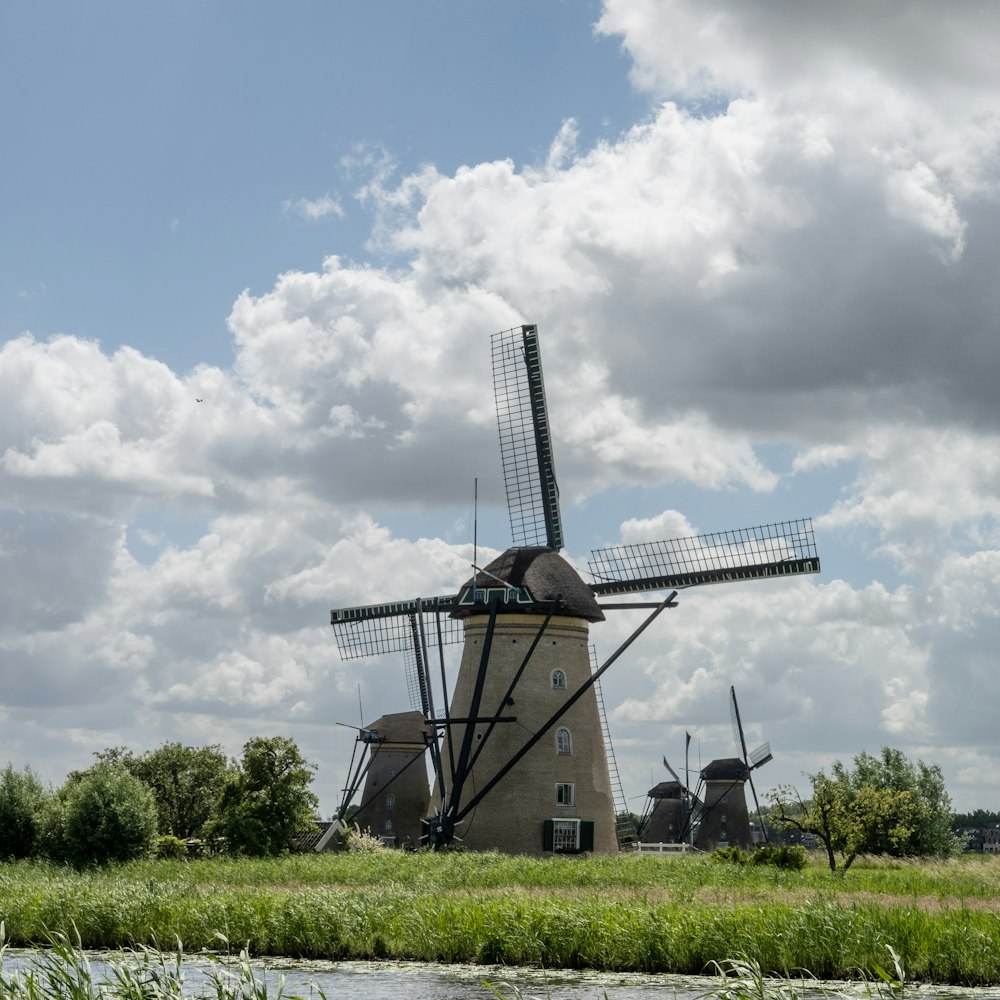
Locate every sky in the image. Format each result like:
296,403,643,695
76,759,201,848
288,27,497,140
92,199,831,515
3,0,1000,822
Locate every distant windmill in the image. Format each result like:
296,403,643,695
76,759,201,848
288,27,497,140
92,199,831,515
730,685,774,844
330,325,820,854
639,751,700,846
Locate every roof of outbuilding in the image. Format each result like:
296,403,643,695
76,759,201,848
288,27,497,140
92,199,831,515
455,547,605,623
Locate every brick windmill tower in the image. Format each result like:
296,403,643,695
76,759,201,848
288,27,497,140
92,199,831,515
330,325,820,854
352,711,431,847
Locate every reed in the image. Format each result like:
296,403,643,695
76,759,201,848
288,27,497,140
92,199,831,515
0,926,326,1000
1,853,1000,984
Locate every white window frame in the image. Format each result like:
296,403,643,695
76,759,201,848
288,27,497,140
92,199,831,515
552,818,580,851
555,782,575,806
555,728,572,755
551,669,566,689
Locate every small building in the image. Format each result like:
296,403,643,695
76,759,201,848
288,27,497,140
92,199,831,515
983,827,1000,854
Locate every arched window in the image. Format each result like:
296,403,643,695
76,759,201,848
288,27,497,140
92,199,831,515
556,728,572,755
551,669,566,689
386,793,396,809
385,818,393,832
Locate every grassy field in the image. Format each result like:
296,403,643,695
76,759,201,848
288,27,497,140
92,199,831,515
1,851,999,985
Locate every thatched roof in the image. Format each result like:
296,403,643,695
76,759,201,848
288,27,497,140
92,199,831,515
647,780,683,799
701,757,750,781
455,547,605,623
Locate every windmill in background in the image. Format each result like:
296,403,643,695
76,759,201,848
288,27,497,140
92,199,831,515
330,324,820,854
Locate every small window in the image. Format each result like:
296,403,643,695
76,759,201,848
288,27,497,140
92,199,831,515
385,818,393,832
555,728,572,755
551,669,566,689
556,782,575,806
386,793,396,809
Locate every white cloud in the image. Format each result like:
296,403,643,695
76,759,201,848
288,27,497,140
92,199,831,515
6,1,1000,814
282,193,345,222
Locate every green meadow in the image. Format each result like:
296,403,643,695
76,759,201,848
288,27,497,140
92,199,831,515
1,851,999,986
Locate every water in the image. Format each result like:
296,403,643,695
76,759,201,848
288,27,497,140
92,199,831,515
1,950,992,999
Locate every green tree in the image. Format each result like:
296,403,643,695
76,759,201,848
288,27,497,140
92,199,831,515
835,746,956,857
57,764,159,865
953,808,1000,830
770,746,956,872
107,743,233,839
0,764,53,859
210,736,318,856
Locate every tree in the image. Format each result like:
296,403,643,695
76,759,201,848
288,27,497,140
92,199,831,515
210,736,318,856
57,764,159,865
0,764,53,859
837,747,955,857
953,808,1000,830
98,743,233,839
769,746,957,872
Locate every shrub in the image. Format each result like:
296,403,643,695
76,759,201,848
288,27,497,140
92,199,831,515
155,834,189,858
0,764,52,859
710,845,748,864
750,844,808,869
57,764,159,865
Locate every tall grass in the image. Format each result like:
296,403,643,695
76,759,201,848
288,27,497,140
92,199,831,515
1,853,1000,983
0,926,325,1000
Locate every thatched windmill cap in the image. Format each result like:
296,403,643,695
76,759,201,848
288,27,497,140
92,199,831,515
647,780,683,799
455,547,605,623
701,757,750,781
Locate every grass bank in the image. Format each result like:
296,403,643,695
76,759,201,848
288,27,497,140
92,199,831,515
1,852,999,984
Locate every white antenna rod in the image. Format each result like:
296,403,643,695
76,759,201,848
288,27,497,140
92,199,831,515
470,563,519,591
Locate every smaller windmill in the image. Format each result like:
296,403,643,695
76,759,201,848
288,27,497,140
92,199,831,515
729,685,773,845
639,751,699,846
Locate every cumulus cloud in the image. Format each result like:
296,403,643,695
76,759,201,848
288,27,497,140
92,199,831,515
4,1,1000,813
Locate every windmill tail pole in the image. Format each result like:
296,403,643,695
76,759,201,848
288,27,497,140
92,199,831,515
748,776,769,846
456,591,678,822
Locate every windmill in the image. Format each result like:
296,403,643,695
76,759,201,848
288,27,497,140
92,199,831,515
639,754,694,845
330,324,820,854
730,685,773,845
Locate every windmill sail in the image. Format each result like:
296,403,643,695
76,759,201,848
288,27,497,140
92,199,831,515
588,519,819,596
492,325,563,551
730,685,772,845
330,595,463,658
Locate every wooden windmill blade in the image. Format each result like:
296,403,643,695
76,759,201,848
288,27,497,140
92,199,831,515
329,594,463,658
492,324,563,551
588,518,820,597
730,685,772,845
329,596,464,732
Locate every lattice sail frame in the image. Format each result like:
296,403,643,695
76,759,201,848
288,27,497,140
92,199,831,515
330,597,464,660
492,325,563,551
588,518,819,596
